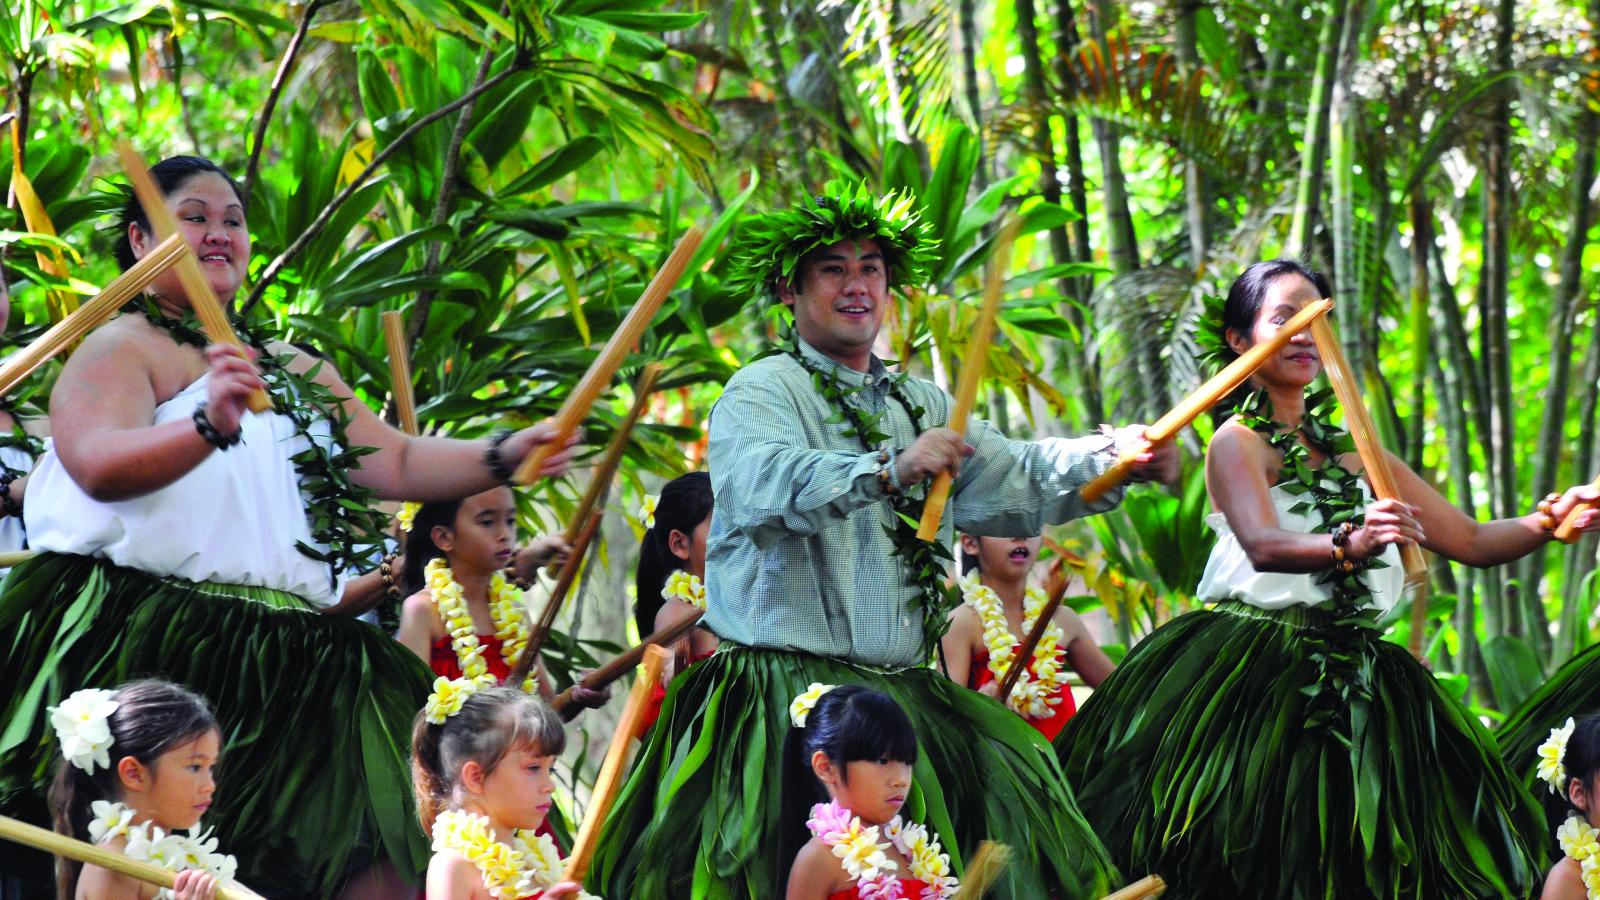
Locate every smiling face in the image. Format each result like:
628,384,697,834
777,238,890,372
128,171,250,307
117,728,220,832
433,487,518,577
1225,273,1323,390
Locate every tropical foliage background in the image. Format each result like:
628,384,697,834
1,0,1597,735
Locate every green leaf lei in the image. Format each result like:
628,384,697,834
123,300,388,591
1236,386,1388,739
0,420,44,477
782,332,960,665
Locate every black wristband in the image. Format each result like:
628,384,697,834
484,427,516,484
0,471,20,519
193,402,243,451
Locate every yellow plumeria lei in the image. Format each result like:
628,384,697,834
960,571,1068,720
426,556,534,693
1558,815,1600,898
805,800,958,899
662,570,708,610
1541,717,1577,793
87,800,240,900
431,809,600,900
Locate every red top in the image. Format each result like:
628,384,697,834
827,878,930,900
430,634,514,684
969,647,1077,742
638,645,716,735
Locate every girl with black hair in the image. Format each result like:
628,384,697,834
940,534,1111,741
0,154,578,899
635,473,718,665
46,680,232,899
1058,259,1599,898
1535,716,1600,899
784,685,957,900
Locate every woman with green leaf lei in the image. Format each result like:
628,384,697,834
591,185,1178,899
0,156,578,899
1057,260,1599,898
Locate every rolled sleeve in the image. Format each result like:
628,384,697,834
948,418,1122,537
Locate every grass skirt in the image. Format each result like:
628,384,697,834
1055,601,1543,899
589,645,1120,899
1496,641,1600,835
0,553,432,899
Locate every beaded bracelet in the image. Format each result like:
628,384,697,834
1330,521,1358,573
192,402,243,451
484,428,516,484
1537,492,1562,534
0,470,20,519
378,554,401,603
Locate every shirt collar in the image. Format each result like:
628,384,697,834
794,336,893,390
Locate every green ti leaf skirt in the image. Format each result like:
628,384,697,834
1496,639,1600,843
0,552,433,899
589,644,1121,899
1055,601,1545,899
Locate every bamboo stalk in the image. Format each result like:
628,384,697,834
0,233,187,398
994,566,1073,705
560,645,669,885
918,216,1022,541
952,840,1010,898
0,550,36,568
1555,474,1600,544
1310,315,1431,658
114,141,269,413
551,607,703,715
1102,874,1166,900
0,815,265,900
382,311,419,436
512,509,604,685
512,229,703,484
1079,298,1335,504
547,364,662,574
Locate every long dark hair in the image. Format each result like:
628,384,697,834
1212,259,1332,423
401,499,466,595
1551,716,1600,828
47,680,218,900
410,687,566,833
634,472,713,635
113,156,245,272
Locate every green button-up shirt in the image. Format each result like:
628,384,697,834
704,338,1125,668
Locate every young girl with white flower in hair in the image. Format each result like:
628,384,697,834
940,534,1113,742
784,684,958,900
411,685,593,900
1535,715,1600,899
46,680,238,900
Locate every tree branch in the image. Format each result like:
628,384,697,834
243,0,327,200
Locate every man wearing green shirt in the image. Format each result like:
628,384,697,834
594,186,1177,899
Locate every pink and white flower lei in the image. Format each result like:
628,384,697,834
805,800,958,900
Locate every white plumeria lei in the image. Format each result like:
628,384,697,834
1557,815,1600,898
431,809,600,900
87,801,240,900
49,689,120,774
1540,717,1577,793
427,556,534,692
805,800,957,900
661,570,707,610
959,572,1068,719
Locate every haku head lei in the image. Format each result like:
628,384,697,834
1540,716,1577,794
728,181,938,305
790,682,837,728
49,688,120,774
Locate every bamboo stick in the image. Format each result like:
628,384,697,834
918,216,1022,541
1102,874,1166,900
994,565,1073,705
546,364,662,574
381,311,419,437
560,645,669,885
952,840,1010,898
0,233,187,399
512,228,703,484
1309,315,1431,658
1555,474,1600,544
0,550,36,568
114,141,270,413
512,509,604,685
0,814,265,900
551,607,704,715
1079,298,1335,504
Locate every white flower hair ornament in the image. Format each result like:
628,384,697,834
639,494,659,530
790,683,837,729
1539,716,1577,794
49,688,121,774
423,674,495,725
